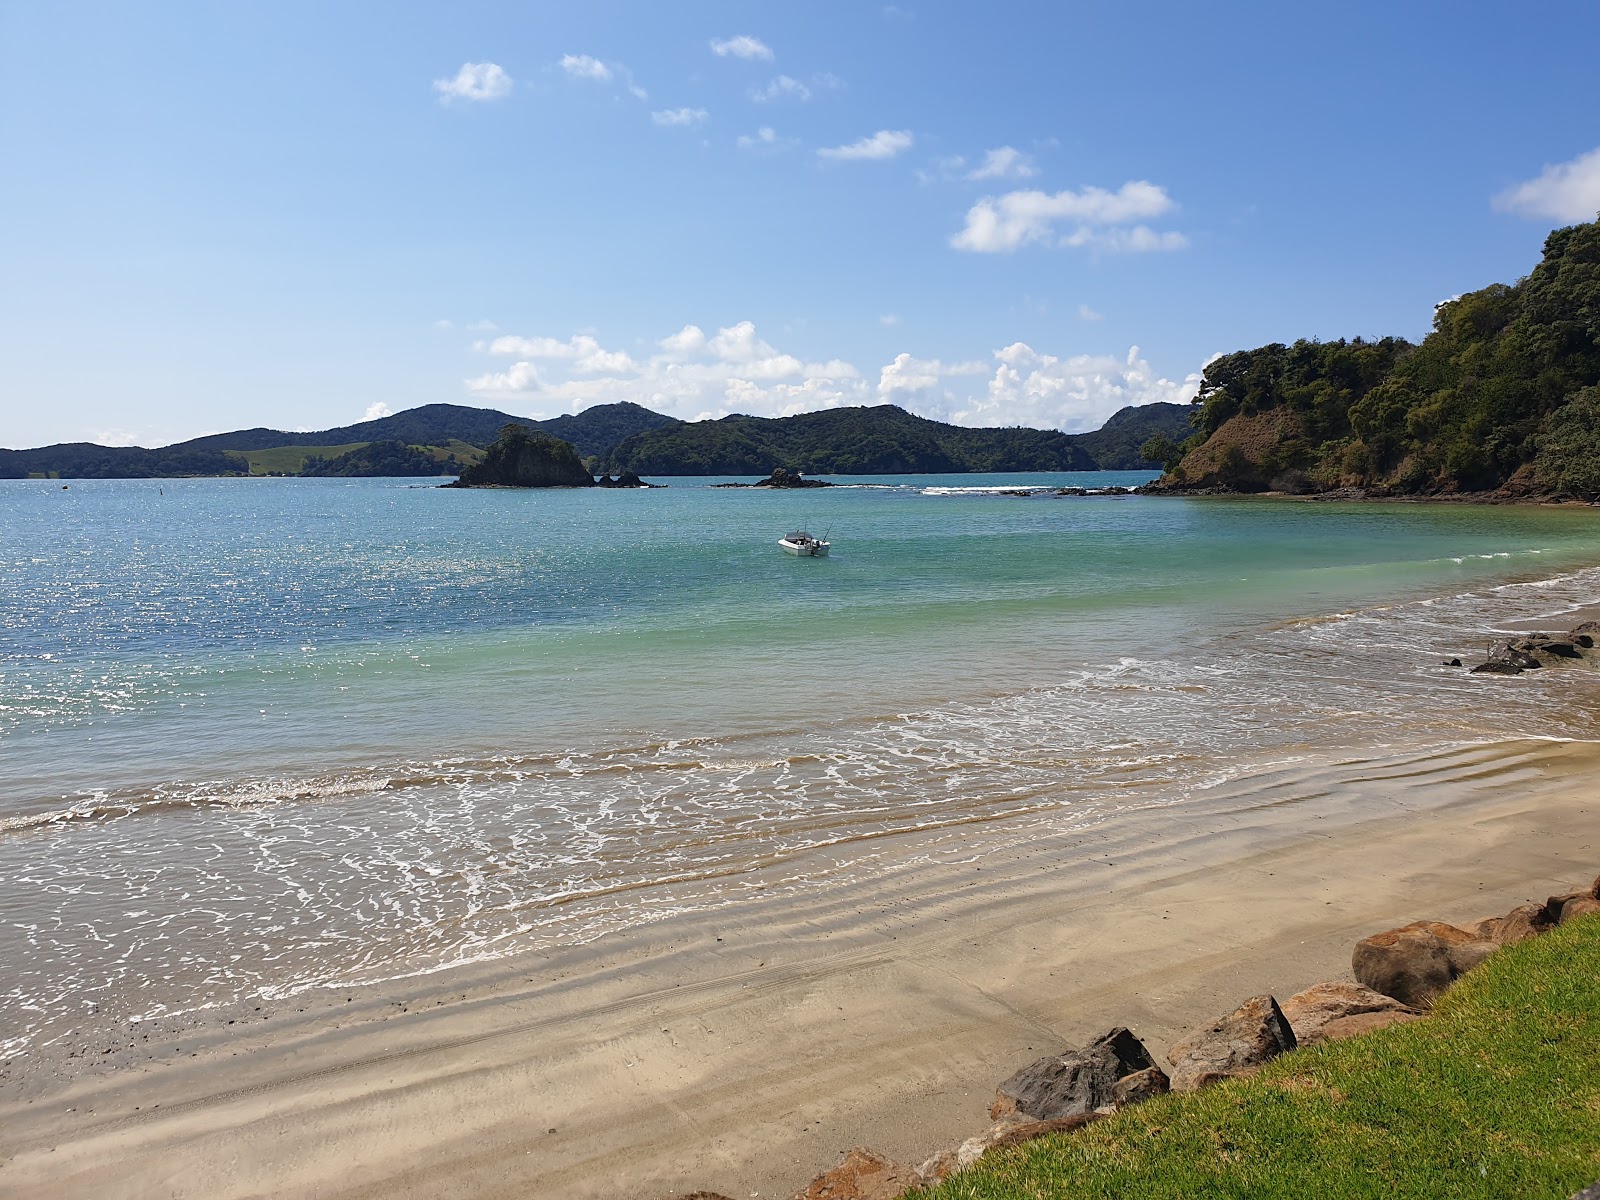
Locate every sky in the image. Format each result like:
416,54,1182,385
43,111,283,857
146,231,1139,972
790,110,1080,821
3,1,1600,449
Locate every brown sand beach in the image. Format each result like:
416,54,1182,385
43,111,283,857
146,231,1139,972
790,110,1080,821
2,734,1597,1200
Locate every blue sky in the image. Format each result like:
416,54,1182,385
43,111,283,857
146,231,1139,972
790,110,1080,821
3,1,1599,448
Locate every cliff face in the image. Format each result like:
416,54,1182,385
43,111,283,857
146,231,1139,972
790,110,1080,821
447,425,595,488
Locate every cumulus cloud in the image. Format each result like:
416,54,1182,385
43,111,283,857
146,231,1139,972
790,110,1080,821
967,146,1037,181
751,74,810,102
710,35,773,60
365,402,392,420
434,62,512,103
559,54,612,82
652,107,708,127
818,129,914,161
1493,146,1600,223
1077,304,1104,322
466,321,1197,431
951,181,1184,253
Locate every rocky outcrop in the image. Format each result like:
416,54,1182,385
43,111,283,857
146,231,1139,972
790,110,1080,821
595,469,658,488
714,467,832,489
1352,921,1496,1008
1279,982,1420,1046
990,1027,1163,1120
1468,623,1600,674
443,424,594,488
788,1147,922,1200
1167,995,1296,1092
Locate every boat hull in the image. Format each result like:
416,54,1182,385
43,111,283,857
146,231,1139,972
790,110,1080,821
779,538,829,556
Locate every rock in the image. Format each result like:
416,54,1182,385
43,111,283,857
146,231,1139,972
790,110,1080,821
1569,1180,1600,1200
1570,621,1600,637
596,469,655,488
1444,658,1462,667
789,1147,921,1200
1470,658,1524,675
444,424,594,489
1167,996,1296,1092
756,467,832,489
991,1027,1157,1120
1561,896,1600,923
1315,1009,1423,1041
1112,1066,1171,1107
1468,915,1504,941
1279,981,1419,1046
918,1115,1101,1186
1352,921,1496,1007
1494,903,1556,946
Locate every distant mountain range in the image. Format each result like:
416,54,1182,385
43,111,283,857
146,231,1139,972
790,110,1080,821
0,399,1193,479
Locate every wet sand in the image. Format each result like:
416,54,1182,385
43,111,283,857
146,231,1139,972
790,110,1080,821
2,736,1597,1200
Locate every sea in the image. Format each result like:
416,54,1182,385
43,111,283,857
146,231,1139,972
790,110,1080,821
4,472,1600,1060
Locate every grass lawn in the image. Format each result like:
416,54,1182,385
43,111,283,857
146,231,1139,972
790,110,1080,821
916,916,1600,1199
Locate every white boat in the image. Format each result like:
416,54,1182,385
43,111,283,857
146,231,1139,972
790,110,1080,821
779,530,830,557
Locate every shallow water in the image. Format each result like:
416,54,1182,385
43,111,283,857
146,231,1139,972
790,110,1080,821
3,474,1600,1057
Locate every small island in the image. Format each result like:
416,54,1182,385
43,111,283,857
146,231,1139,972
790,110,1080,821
714,467,833,489
442,424,611,489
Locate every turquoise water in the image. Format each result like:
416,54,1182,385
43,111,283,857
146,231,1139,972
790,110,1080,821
4,474,1600,1056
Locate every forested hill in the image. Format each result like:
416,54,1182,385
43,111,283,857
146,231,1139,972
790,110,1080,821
600,402,1194,475
0,402,680,478
1149,218,1600,498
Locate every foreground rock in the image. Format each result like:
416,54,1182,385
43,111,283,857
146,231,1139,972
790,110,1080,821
1352,920,1495,1008
789,1147,921,1200
991,1027,1164,1120
918,1114,1102,1186
1468,622,1600,674
1279,981,1420,1045
1168,995,1296,1091
443,424,594,488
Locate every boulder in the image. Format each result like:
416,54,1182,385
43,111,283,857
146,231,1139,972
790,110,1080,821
1318,1010,1423,1041
1167,995,1296,1092
1279,981,1419,1046
1494,903,1556,946
789,1148,921,1200
1352,921,1496,1007
756,467,831,489
918,1114,1101,1186
1470,657,1524,675
991,1027,1157,1120
1561,896,1600,923
1112,1066,1171,1107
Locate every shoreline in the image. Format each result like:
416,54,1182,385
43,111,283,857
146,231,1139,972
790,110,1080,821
3,736,1597,1199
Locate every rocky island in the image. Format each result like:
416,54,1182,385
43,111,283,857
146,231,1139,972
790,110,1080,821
442,424,605,489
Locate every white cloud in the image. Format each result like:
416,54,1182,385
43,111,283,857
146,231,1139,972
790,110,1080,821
465,321,1197,433
1077,304,1104,322
560,54,612,82
431,319,455,331
880,313,901,326
737,125,785,150
465,319,499,332
365,402,392,421
951,181,1184,253
967,146,1037,181
1493,146,1600,223
710,35,774,61
818,129,914,161
878,343,1199,432
434,62,512,103
652,107,708,127
751,74,810,102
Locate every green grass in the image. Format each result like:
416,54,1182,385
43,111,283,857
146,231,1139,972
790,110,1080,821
918,916,1600,1199
228,443,369,475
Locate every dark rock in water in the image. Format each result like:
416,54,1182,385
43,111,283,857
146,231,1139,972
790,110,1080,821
1167,996,1295,1091
595,469,658,488
1444,658,1462,667
443,424,593,489
1471,658,1524,675
1055,487,1088,496
1352,920,1495,1008
756,467,831,488
991,1027,1158,1120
